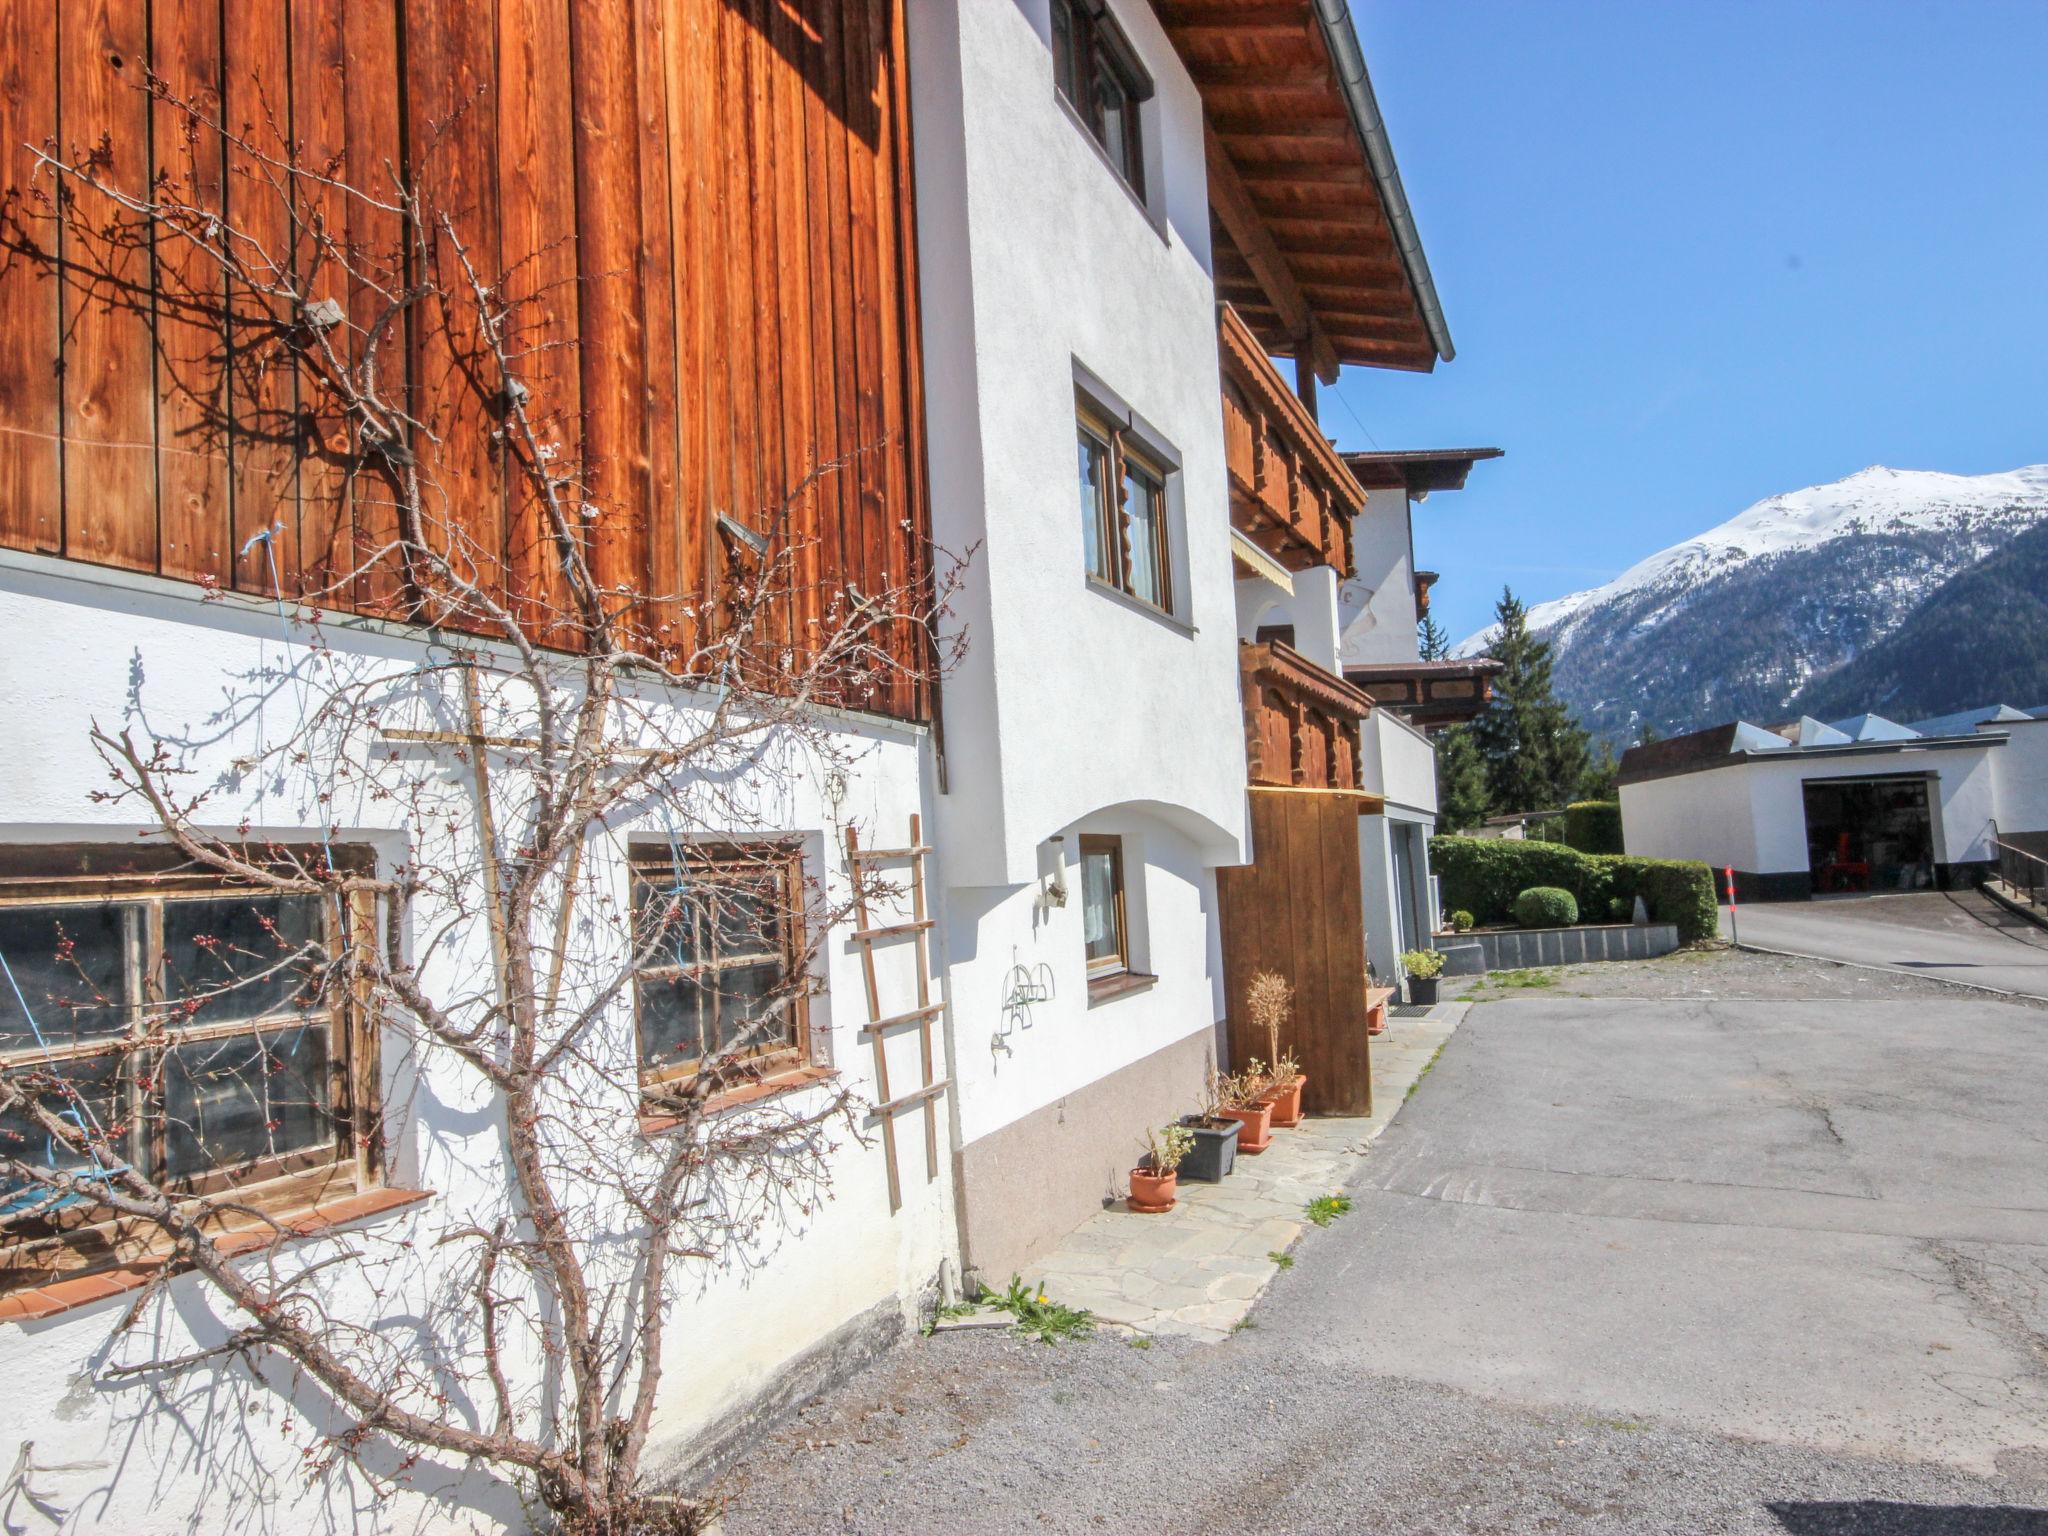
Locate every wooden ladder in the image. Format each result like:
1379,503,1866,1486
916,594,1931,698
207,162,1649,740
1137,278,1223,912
844,814,947,1213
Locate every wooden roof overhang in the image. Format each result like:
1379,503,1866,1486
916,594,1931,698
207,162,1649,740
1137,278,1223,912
1241,638,1375,790
1219,304,1367,577
1343,447,1506,498
1345,657,1505,728
1158,0,1451,378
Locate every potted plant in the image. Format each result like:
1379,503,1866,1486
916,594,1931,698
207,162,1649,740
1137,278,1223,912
1245,971,1308,1125
1402,947,1447,1006
1128,1123,1194,1212
1177,1071,1241,1182
1216,1066,1274,1154
1265,1050,1306,1128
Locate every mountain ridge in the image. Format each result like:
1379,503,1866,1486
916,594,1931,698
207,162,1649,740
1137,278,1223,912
1457,463,2048,744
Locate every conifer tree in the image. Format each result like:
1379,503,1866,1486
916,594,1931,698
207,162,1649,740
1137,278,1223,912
1434,723,1492,832
1469,586,1591,812
1417,613,1453,662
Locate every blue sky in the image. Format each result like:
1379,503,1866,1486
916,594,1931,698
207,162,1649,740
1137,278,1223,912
1333,0,2048,645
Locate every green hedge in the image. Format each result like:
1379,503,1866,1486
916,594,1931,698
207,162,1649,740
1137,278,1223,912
1514,887,1579,927
1431,837,1717,942
1564,800,1624,855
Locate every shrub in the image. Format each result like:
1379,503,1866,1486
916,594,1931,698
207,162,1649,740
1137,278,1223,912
1610,895,1632,921
1450,909,1475,932
1430,837,1717,942
1564,800,1624,854
1514,886,1579,928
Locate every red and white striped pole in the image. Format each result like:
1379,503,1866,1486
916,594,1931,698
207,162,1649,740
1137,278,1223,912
1724,866,1739,946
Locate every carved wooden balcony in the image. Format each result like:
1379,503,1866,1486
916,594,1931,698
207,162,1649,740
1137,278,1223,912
1219,305,1367,580
1240,640,1377,792
1344,657,1505,728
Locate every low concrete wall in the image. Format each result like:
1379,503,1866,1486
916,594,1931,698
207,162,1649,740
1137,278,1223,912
1431,939,1487,978
955,1027,1214,1285
1456,922,1681,969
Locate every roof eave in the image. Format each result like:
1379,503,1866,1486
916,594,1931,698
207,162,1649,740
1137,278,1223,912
1309,0,1454,365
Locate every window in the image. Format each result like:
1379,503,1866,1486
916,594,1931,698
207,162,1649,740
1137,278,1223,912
1050,0,1150,196
0,856,373,1288
631,845,810,1103
1076,401,1174,612
1079,835,1127,979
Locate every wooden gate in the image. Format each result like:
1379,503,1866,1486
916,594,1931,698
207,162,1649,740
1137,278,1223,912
1217,786,1372,1116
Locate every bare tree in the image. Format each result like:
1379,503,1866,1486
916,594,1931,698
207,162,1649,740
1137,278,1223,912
0,77,961,1535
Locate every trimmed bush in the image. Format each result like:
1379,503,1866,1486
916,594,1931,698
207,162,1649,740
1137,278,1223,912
1564,800,1624,855
1450,909,1475,932
1431,837,1718,942
1514,886,1579,928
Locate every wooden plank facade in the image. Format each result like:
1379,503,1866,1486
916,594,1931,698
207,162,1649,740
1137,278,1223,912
1219,639,1379,1115
0,0,932,721
1217,788,1371,1116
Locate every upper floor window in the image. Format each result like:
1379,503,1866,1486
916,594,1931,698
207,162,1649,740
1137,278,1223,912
1050,0,1151,196
631,845,810,1107
1077,402,1175,613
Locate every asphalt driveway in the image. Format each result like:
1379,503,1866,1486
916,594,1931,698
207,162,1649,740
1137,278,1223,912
719,952,2048,1532
1728,889,2048,1000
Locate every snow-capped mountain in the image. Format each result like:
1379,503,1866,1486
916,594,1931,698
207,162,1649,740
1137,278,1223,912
1456,464,2048,743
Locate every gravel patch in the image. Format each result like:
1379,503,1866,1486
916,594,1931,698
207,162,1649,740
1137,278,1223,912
711,1324,2048,1534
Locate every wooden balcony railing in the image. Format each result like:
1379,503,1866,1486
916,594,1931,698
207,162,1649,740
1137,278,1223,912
1219,305,1368,579
1240,640,1376,791
1343,658,1504,728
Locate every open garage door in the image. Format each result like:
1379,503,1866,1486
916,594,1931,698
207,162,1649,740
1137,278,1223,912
1802,775,1937,894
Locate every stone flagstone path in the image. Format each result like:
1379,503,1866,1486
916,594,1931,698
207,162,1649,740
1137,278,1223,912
1026,1003,1466,1341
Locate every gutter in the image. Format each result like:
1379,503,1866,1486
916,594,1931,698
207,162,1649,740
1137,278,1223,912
1309,0,1455,364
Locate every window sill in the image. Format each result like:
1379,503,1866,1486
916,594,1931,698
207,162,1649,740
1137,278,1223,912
1085,577,1193,636
0,1186,434,1325
639,1064,841,1134
1087,970,1158,1007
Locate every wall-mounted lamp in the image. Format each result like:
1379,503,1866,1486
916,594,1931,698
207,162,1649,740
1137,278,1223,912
1037,834,1069,910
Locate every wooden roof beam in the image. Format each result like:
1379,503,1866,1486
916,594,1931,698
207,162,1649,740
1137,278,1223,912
1206,126,1338,386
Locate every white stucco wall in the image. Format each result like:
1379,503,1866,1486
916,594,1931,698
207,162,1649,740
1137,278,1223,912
1360,710,1439,818
908,0,1248,890
1988,719,2048,838
0,558,957,1532
1621,744,2006,876
1233,567,1342,675
940,805,1223,1147
1338,492,1418,668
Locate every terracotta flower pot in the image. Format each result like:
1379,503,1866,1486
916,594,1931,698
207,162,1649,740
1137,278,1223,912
1218,1101,1273,1154
1266,1074,1306,1128
1127,1165,1178,1213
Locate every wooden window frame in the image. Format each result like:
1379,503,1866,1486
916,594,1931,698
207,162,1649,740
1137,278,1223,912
1076,399,1175,615
0,852,380,1294
1079,834,1129,982
630,843,812,1106
1050,0,1151,198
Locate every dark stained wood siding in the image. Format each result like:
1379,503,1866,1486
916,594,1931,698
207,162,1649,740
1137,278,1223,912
1217,788,1372,1117
0,0,932,722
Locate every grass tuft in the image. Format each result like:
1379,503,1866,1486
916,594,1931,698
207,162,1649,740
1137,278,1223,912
1305,1194,1353,1227
1267,1250,1293,1270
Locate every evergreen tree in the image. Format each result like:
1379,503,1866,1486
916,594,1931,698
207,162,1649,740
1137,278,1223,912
1577,738,1620,802
1469,586,1591,812
1434,723,1492,832
1417,613,1453,662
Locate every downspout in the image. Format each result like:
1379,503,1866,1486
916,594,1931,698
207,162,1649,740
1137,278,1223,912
1308,0,1456,364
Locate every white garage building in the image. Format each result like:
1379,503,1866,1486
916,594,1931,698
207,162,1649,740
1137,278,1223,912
1618,706,2048,900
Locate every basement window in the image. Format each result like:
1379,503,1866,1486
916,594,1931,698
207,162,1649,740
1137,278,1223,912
1050,0,1151,198
0,851,380,1294
631,845,812,1109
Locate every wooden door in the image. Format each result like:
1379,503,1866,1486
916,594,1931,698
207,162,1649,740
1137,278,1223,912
1217,788,1372,1116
